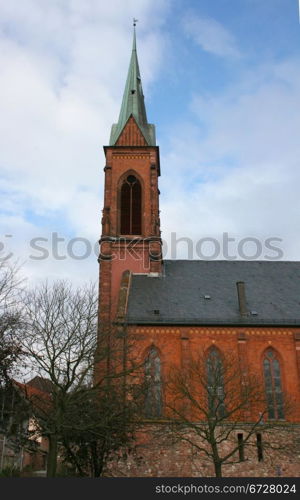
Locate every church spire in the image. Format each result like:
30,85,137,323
109,24,156,146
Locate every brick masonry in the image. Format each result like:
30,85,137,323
97,117,300,477
105,424,300,477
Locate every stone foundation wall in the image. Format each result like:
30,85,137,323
105,424,300,477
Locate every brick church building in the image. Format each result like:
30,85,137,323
98,28,300,477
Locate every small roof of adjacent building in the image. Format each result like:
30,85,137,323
26,376,54,394
126,260,300,326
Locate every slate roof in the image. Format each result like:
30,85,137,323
126,260,300,326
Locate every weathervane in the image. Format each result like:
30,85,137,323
133,18,138,27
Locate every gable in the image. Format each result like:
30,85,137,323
116,115,147,146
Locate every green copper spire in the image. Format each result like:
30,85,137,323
109,26,156,146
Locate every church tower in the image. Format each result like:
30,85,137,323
95,25,300,478
98,27,162,329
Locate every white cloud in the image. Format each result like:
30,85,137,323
183,13,240,59
0,0,170,283
1,0,298,285
160,58,300,261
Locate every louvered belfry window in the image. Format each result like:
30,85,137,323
263,349,284,419
120,175,142,235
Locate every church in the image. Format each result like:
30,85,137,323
97,27,300,477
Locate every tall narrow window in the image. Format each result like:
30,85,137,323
206,347,226,419
263,349,284,419
120,175,141,235
237,433,245,461
256,433,263,461
144,346,162,418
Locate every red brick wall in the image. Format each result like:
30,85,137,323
105,323,300,476
97,120,300,477
99,121,162,329
102,147,160,239
127,326,300,423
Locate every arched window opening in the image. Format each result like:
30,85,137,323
206,347,226,419
120,175,142,235
144,346,162,418
263,349,284,419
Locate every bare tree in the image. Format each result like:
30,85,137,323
0,261,24,384
19,280,142,477
19,280,98,476
58,324,146,477
167,348,295,477
59,380,140,477
0,261,28,472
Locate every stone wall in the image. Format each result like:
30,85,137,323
105,423,300,477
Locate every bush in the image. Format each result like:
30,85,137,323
0,466,21,477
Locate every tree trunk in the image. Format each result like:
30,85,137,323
47,435,58,477
211,438,222,477
214,461,222,477
91,441,104,477
63,440,85,476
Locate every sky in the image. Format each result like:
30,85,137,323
0,0,300,285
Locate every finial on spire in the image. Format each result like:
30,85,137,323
132,19,138,51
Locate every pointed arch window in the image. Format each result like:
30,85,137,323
144,346,162,418
206,347,226,419
120,175,142,235
263,349,284,419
